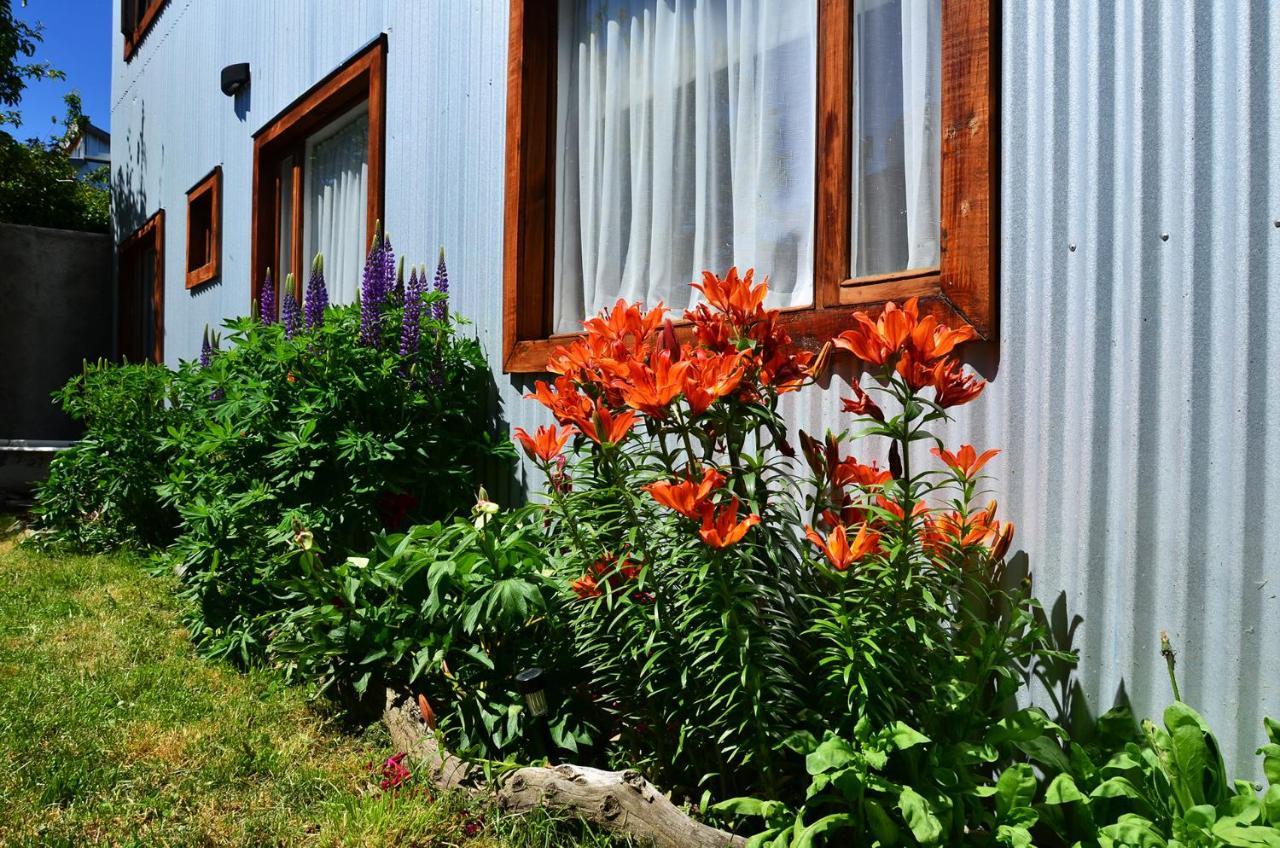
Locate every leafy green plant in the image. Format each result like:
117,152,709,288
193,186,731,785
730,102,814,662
32,359,180,550
270,505,588,760
157,245,510,664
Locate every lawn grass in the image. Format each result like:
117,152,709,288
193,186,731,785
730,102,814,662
0,520,629,847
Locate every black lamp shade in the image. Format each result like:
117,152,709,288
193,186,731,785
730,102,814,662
221,63,250,97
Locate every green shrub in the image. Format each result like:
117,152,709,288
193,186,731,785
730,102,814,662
271,505,589,761
32,360,180,550
156,258,510,665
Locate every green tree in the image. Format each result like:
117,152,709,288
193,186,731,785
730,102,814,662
0,2,109,232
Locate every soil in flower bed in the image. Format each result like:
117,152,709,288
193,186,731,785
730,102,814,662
0,518,630,848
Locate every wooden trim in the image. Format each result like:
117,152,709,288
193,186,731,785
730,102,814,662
250,35,388,310
122,0,169,62
184,166,221,290
117,210,166,364
502,0,558,370
938,0,998,338
500,0,998,373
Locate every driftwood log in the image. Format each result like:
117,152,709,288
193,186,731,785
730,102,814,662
383,688,745,848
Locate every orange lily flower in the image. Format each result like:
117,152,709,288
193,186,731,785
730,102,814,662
697,497,761,548
513,424,577,464
570,572,601,599
618,351,691,418
582,298,667,347
909,313,978,362
526,376,595,428
874,494,929,524
690,267,769,322
579,405,637,446
643,468,725,520
834,299,919,366
834,457,893,488
895,349,935,392
932,359,986,408
931,444,1000,479
804,523,881,571
841,382,885,422
683,352,747,415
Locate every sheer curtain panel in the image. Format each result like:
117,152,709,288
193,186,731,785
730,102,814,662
304,109,370,305
553,0,818,333
850,0,941,278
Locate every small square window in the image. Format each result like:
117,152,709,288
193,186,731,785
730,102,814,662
185,166,221,290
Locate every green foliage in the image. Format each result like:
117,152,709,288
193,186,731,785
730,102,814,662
157,300,511,664
271,507,588,761
32,360,181,551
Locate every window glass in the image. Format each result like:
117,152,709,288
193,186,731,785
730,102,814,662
553,0,817,333
851,0,941,277
303,106,369,305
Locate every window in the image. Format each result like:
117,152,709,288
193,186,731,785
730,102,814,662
120,0,168,61
502,0,995,373
251,36,386,312
185,167,221,289
117,211,164,364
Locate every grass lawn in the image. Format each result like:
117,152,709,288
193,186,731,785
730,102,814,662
0,522,626,847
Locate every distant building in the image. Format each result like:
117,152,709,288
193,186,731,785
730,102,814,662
64,122,110,178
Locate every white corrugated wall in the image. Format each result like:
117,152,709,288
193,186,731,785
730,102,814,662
112,0,1280,773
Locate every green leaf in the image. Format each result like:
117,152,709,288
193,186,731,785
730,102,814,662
807,736,857,776
1045,773,1088,805
793,814,857,848
887,722,930,751
897,787,943,846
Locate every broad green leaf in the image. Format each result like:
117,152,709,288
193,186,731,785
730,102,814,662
1045,773,1088,805
897,787,943,846
887,722,930,751
807,736,857,776
793,814,857,848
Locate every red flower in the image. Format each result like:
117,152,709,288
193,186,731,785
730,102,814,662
571,572,601,599
378,752,412,791
932,359,986,408
697,497,761,548
514,424,577,464
644,468,725,520
931,444,999,479
841,382,885,422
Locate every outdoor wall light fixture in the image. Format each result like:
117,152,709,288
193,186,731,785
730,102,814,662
220,63,250,97
515,667,557,764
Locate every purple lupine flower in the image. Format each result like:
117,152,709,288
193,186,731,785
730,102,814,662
398,266,423,372
304,254,328,330
259,268,277,324
282,276,302,339
359,224,391,347
200,326,213,368
431,248,449,323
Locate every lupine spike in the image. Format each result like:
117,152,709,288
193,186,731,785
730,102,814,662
304,254,328,330
282,274,302,339
359,224,387,347
259,268,277,324
432,247,449,323
399,266,423,371
200,326,212,367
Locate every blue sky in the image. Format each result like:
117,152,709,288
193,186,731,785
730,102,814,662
13,0,111,139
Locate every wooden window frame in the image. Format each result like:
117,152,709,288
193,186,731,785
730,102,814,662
117,210,165,364
184,166,221,290
501,0,997,373
250,35,388,309
121,0,168,62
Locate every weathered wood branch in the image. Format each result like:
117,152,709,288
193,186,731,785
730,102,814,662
383,687,745,848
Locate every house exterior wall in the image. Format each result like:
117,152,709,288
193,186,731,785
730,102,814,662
111,0,1280,773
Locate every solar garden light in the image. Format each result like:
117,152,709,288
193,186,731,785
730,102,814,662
515,667,558,764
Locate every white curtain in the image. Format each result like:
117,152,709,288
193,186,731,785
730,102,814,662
553,0,817,333
305,110,369,304
850,0,941,277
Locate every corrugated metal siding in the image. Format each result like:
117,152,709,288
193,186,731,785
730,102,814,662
112,0,1280,773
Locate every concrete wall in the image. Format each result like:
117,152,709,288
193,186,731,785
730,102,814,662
112,0,1280,774
0,223,113,441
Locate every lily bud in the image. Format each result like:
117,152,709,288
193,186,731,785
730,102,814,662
661,319,681,362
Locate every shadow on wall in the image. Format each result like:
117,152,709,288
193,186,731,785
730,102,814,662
113,104,150,239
